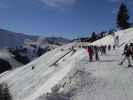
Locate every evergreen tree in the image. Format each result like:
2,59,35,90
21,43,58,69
108,29,114,35
99,31,106,38
117,3,131,29
91,32,97,42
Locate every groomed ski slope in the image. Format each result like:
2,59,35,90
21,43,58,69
0,28,133,100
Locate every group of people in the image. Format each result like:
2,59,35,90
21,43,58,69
87,45,112,62
86,43,133,67
119,43,133,67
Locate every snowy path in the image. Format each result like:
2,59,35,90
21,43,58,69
74,50,133,100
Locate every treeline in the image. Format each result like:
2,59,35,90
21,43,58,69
73,29,115,43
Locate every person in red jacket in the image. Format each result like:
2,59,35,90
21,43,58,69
87,46,93,62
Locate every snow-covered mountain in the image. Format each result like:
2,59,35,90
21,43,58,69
0,28,71,73
36,37,71,46
0,28,70,49
1,28,133,100
22,36,71,60
0,29,38,48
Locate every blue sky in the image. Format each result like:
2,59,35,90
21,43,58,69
0,0,133,38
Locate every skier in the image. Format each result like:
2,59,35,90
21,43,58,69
71,46,76,55
101,45,106,55
108,45,111,51
119,44,132,67
129,43,133,59
113,45,116,50
114,36,119,47
100,45,104,55
103,45,107,55
94,46,99,61
87,46,93,62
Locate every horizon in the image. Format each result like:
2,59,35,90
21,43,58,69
0,0,133,39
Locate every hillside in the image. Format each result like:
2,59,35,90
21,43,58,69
0,28,133,100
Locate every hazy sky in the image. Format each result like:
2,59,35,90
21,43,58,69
0,0,132,38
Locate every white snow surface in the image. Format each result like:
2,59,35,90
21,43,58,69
91,28,133,46
91,35,114,46
1,28,133,100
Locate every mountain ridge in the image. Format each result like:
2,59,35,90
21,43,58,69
0,28,70,48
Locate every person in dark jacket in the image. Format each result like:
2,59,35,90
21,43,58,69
94,46,99,61
108,45,111,51
87,46,93,62
119,44,132,67
129,43,133,59
71,46,76,55
113,45,116,50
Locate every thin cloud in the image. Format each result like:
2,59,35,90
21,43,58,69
39,0,78,8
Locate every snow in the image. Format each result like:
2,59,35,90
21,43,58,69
0,42,81,100
24,49,85,100
115,28,133,44
0,49,14,60
91,28,133,46
91,35,114,46
1,28,133,100
72,50,133,100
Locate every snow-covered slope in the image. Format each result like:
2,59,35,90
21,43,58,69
115,28,133,44
0,28,133,100
0,42,79,100
91,35,114,46
91,28,133,46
